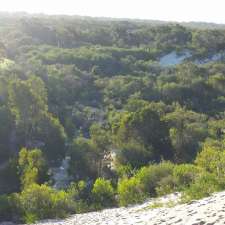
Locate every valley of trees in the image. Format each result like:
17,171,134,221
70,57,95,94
1,13,225,223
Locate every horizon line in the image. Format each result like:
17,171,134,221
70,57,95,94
0,10,225,26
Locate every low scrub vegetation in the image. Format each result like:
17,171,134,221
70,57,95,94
1,13,225,223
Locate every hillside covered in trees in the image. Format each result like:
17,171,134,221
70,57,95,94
1,13,225,223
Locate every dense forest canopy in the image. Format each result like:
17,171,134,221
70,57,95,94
1,13,225,223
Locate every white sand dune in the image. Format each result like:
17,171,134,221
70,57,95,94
30,191,225,225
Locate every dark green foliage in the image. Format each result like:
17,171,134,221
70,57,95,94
0,195,14,221
0,158,20,194
0,106,13,162
68,137,99,179
67,181,90,213
164,106,208,162
116,141,152,169
37,114,67,162
116,106,173,165
135,162,174,196
1,13,225,223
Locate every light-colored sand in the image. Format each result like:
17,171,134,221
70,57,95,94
28,191,225,225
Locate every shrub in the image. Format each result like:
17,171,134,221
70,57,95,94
0,158,20,194
116,141,152,169
195,144,225,177
0,194,22,223
68,180,90,201
18,148,48,188
117,177,145,206
183,172,225,201
0,195,13,221
156,175,177,196
135,161,174,196
173,164,200,190
115,164,134,178
67,181,91,213
18,184,73,223
92,178,115,209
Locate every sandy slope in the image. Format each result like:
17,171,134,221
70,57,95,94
27,191,225,225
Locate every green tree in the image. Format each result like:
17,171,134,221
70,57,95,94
68,137,99,180
117,106,173,163
164,105,207,162
116,141,152,169
8,76,48,146
37,113,67,162
0,106,13,161
18,148,48,188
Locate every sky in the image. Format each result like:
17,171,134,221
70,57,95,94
1,0,225,24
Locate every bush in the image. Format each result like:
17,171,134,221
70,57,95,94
68,180,89,200
173,164,200,190
135,161,174,196
195,144,225,177
156,175,177,196
18,148,48,188
118,177,145,206
183,172,225,201
0,195,13,221
115,164,133,178
117,161,175,206
67,181,91,213
116,141,152,169
92,178,115,209
0,158,20,194
0,194,22,223
18,184,74,223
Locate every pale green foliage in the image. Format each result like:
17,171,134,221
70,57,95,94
183,172,224,201
18,148,48,188
118,177,145,206
18,184,73,223
115,164,133,178
195,142,225,177
117,162,175,206
92,178,115,208
173,164,200,189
